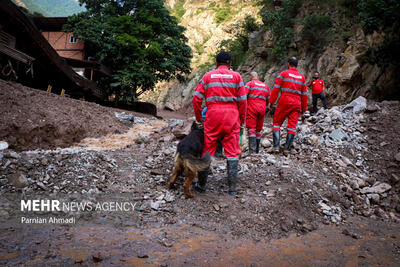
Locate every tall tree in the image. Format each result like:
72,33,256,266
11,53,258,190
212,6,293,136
64,0,192,101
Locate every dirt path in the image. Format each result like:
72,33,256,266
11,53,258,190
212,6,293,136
0,89,399,265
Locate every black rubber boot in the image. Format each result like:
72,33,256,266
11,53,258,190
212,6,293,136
283,133,295,156
227,160,238,195
269,130,280,153
194,167,209,192
248,137,257,154
256,139,260,153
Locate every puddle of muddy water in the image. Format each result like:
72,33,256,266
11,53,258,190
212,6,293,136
0,217,399,266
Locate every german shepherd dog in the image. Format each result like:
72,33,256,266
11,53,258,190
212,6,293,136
168,122,211,198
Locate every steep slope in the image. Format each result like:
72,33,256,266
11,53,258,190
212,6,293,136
140,0,263,110
141,0,399,110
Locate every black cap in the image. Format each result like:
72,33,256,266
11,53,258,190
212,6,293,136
216,51,231,64
288,57,298,67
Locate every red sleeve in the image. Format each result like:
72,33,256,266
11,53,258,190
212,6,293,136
269,72,283,104
244,81,251,95
301,77,308,112
192,77,206,122
266,85,271,101
237,76,247,125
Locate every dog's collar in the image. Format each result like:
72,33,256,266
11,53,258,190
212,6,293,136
195,122,204,130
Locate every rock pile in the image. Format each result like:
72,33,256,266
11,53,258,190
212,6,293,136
297,96,369,149
0,148,117,194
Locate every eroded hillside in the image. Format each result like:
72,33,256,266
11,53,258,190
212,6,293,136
141,0,400,110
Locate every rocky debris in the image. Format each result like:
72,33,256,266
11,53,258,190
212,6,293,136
92,253,104,262
0,148,117,194
342,229,362,239
366,104,380,113
114,112,135,126
0,141,8,151
344,96,367,114
360,182,391,195
395,152,400,162
137,254,149,259
0,96,398,243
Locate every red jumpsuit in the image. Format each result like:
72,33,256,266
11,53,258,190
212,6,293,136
245,79,270,140
192,65,247,160
269,68,308,135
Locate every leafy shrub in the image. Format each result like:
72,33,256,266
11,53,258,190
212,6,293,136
358,0,400,68
215,8,230,24
358,0,400,33
261,0,302,61
301,14,332,50
219,16,261,69
174,0,186,23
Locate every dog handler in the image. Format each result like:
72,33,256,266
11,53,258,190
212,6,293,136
192,51,247,195
268,57,308,156
245,71,270,154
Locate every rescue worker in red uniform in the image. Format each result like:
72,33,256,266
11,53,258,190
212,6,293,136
192,52,247,195
309,71,329,114
268,57,308,156
245,71,270,154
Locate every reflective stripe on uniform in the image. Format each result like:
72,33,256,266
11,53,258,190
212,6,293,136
249,87,269,93
248,94,267,100
273,84,281,89
283,78,306,86
204,82,238,89
194,91,204,99
287,127,297,132
237,95,247,101
206,96,237,102
281,88,302,95
238,81,244,88
226,157,238,161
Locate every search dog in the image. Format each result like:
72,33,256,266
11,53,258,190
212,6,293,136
168,122,211,198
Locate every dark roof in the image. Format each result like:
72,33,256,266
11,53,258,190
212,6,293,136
33,17,68,31
63,57,111,76
0,0,103,100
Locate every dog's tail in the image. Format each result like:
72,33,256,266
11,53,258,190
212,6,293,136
181,152,211,172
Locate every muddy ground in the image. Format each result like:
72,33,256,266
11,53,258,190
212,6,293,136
0,82,399,265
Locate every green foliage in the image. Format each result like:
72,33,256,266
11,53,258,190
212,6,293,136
261,0,302,61
215,8,230,24
219,16,261,70
301,14,332,50
358,0,400,34
64,0,192,101
173,0,186,23
358,0,400,68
